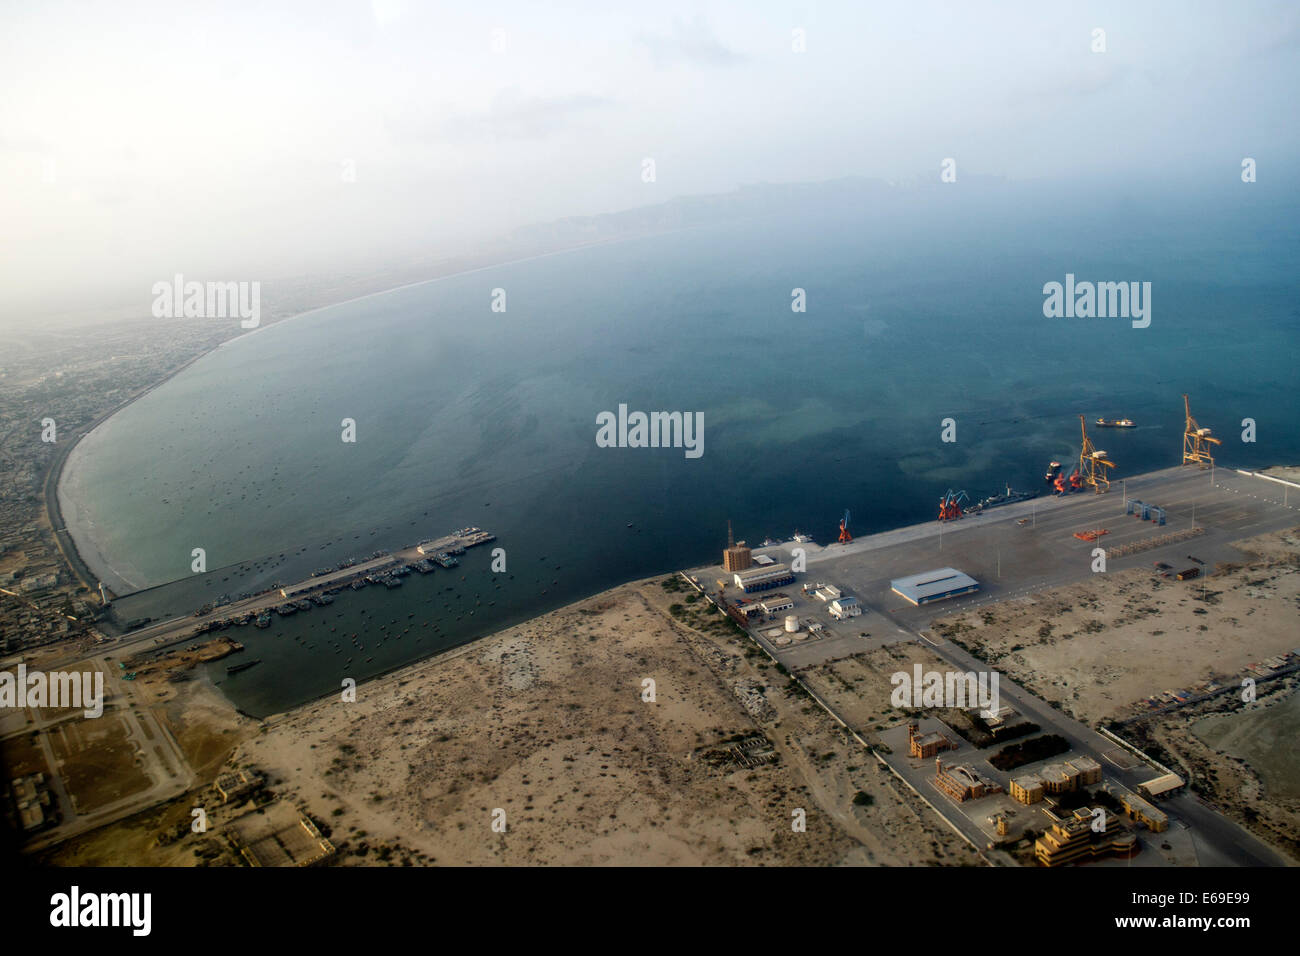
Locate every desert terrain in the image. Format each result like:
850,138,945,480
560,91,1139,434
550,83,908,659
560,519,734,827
217,575,975,865
927,527,1300,725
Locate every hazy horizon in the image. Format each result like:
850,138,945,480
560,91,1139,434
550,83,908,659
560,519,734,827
3,1,1299,323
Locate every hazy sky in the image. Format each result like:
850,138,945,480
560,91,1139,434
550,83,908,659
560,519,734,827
2,0,1297,318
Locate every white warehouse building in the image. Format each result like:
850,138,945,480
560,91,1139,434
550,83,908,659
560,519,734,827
828,596,861,620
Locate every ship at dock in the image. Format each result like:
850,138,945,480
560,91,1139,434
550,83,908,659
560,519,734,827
963,484,1038,515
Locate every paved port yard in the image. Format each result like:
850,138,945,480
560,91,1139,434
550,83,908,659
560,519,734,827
749,465,1298,650
685,466,1299,865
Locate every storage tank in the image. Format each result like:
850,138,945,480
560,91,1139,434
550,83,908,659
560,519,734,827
784,615,799,633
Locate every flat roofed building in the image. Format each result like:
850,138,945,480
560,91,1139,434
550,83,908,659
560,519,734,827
980,705,1016,724
1119,792,1169,832
907,722,957,759
214,769,265,803
723,543,752,573
1067,756,1103,785
1010,775,1045,804
828,597,861,620
1035,808,1138,867
734,563,795,593
814,585,841,601
1039,762,1082,794
760,594,794,614
890,568,980,606
1138,773,1185,800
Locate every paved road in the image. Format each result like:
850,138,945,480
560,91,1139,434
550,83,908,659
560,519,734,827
691,466,1298,867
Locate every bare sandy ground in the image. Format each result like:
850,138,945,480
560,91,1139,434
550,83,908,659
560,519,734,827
228,577,974,865
929,527,1300,724
36,576,979,866
1121,679,1300,863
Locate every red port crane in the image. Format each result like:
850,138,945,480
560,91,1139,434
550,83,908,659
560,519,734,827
837,510,852,543
938,489,969,522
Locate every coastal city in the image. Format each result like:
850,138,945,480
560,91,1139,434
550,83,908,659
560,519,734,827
3,0,1297,940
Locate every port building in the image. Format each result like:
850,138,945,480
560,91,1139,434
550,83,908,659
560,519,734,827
760,594,795,615
733,563,795,593
890,568,979,606
828,596,861,620
723,541,752,573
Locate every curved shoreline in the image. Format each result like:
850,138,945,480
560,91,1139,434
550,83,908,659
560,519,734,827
45,350,209,601
47,229,678,605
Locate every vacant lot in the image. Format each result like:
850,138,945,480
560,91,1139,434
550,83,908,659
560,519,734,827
1,732,49,779
236,577,974,866
48,710,152,813
929,527,1300,723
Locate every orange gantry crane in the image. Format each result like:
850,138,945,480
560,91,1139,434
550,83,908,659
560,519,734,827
1182,393,1221,467
837,510,852,543
938,489,968,521
1078,415,1116,493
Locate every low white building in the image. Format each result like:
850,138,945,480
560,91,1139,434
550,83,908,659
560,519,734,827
761,594,795,615
828,596,861,620
814,585,841,602
978,705,1016,725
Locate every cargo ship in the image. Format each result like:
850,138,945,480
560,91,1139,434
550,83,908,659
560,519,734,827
1095,418,1135,428
964,484,1038,514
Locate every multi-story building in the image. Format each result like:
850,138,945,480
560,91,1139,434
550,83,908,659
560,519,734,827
723,542,752,573
1039,762,1083,795
1035,807,1139,866
1009,775,1045,805
907,722,958,759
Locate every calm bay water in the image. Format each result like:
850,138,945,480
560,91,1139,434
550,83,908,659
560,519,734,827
59,183,1300,716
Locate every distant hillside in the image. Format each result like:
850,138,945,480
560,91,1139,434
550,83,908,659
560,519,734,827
508,177,903,246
